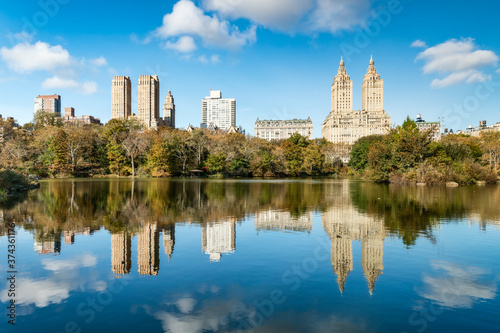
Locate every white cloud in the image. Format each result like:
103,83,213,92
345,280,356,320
198,54,220,64
418,261,497,309
0,254,101,308
155,0,256,50
1,277,71,307
203,0,372,34
164,36,197,53
42,76,98,95
198,55,209,64
0,41,103,94
203,0,313,30
42,76,79,89
496,69,500,74
80,81,98,94
90,56,107,66
411,40,427,48
210,54,220,64
0,41,71,73
130,33,152,45
6,31,34,43
306,0,372,33
42,254,97,271
176,297,197,313
416,38,498,88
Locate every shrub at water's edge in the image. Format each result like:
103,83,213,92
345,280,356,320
349,117,500,185
0,169,40,201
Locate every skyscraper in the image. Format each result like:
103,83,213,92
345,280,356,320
111,76,132,120
34,94,61,116
362,56,384,112
331,57,353,113
201,90,236,131
163,90,175,129
322,57,391,146
138,75,160,129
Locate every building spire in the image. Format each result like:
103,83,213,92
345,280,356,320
340,56,344,66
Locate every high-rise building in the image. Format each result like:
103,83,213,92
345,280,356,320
163,90,175,129
331,57,353,113
322,57,391,146
138,75,160,129
111,76,132,120
201,90,236,131
362,56,384,112
254,118,313,140
34,94,61,116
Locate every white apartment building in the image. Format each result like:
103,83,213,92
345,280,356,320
201,90,236,131
254,118,313,140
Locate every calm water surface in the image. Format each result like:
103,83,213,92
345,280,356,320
1,179,499,333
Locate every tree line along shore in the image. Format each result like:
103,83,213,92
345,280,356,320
0,112,499,187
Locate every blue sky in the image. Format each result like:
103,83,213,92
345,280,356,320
1,0,499,137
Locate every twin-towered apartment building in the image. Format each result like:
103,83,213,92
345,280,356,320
255,56,392,144
111,75,176,129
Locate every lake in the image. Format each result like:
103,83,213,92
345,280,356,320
1,179,499,333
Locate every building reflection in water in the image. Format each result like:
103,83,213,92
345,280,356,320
322,180,385,294
254,209,313,233
33,228,62,255
162,224,175,260
111,231,132,277
138,223,160,275
64,231,75,245
202,221,236,262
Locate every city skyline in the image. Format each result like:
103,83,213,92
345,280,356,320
1,0,499,137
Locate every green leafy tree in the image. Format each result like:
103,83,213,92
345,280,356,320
205,152,227,174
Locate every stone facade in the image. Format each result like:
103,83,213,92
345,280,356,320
138,75,160,129
111,76,131,120
163,90,176,129
254,118,313,140
322,57,391,145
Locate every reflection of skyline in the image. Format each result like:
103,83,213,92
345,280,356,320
33,228,62,255
322,180,385,294
163,224,175,259
111,232,132,276
254,209,312,233
138,223,160,276
202,221,236,262
33,227,99,255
